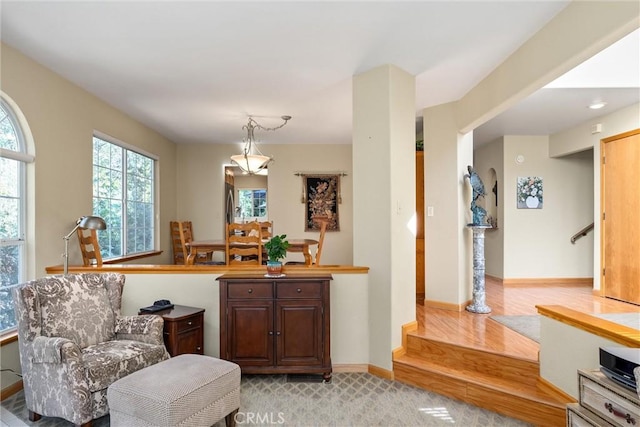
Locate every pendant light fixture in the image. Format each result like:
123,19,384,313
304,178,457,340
230,115,291,174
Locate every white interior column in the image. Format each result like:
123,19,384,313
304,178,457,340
423,102,474,308
353,64,416,372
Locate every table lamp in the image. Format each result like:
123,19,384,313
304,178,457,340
62,215,107,274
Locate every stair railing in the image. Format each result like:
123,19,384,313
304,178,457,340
571,222,594,244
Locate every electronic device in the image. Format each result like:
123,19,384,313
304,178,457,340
599,346,640,392
139,299,174,313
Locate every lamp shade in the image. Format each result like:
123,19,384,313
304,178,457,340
230,153,272,174
77,215,107,230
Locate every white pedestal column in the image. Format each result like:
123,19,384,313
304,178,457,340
466,225,492,314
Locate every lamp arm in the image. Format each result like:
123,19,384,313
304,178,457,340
63,223,84,275
247,116,291,132
63,223,82,241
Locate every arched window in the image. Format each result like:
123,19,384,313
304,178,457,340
0,96,32,333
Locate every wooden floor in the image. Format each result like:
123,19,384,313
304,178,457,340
414,276,639,362
394,277,640,425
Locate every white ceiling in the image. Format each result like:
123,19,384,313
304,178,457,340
1,1,638,148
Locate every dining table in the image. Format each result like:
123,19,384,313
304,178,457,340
186,238,319,266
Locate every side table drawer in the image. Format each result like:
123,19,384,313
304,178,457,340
580,373,640,427
176,315,202,332
567,403,614,427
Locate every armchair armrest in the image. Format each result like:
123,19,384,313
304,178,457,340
115,315,164,345
31,336,79,364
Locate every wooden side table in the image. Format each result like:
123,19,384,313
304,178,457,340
139,305,205,357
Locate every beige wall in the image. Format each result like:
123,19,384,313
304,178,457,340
539,315,621,398
176,143,353,265
423,102,474,305
476,135,595,280
353,65,416,371
119,273,369,364
502,136,594,279
1,43,178,272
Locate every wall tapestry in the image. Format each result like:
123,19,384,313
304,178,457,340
304,174,340,231
517,176,543,209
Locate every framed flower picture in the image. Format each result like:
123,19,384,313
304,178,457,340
517,176,543,209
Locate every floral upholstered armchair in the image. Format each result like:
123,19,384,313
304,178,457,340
12,273,169,426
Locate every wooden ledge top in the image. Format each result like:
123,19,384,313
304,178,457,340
537,305,640,347
45,264,369,275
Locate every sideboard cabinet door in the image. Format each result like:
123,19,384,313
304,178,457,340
226,300,274,366
276,299,324,367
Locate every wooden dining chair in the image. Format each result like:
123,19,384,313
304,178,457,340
286,216,329,266
76,227,103,267
258,221,273,239
170,221,213,265
226,222,263,265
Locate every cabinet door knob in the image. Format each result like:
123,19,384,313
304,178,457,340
248,288,253,294
269,331,273,335
196,347,201,351
187,321,192,325
276,331,281,336
297,288,302,293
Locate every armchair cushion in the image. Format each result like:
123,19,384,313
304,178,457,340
115,314,158,335
83,340,169,392
115,314,165,345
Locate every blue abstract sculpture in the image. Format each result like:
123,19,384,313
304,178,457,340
464,165,488,226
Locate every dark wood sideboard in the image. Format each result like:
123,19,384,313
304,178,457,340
218,273,332,380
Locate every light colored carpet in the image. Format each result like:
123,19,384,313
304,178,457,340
489,315,540,343
594,312,640,329
1,373,531,426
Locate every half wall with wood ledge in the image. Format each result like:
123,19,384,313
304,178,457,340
43,264,370,376
537,304,640,399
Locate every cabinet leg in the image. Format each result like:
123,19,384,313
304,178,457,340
323,372,332,382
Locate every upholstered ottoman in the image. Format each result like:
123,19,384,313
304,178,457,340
107,354,240,427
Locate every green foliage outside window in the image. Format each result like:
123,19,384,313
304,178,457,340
237,189,267,219
93,137,155,258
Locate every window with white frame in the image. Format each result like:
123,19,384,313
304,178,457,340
0,99,28,333
237,189,267,219
92,135,156,259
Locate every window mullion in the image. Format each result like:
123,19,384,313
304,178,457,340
122,149,128,255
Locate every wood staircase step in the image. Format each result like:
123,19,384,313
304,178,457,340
405,333,540,387
394,334,569,426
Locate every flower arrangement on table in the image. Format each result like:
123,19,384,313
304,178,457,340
517,176,543,205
